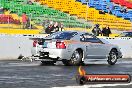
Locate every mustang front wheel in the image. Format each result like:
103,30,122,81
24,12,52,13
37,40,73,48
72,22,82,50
107,49,118,65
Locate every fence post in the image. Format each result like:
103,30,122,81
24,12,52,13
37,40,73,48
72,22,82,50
30,13,32,29
85,0,89,32
8,14,10,30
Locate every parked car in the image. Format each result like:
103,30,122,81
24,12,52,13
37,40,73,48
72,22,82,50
117,31,132,37
31,31,122,65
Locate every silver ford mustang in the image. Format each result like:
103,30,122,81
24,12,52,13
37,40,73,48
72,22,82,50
31,31,122,65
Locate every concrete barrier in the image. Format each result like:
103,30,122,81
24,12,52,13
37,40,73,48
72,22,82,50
0,34,48,60
0,34,132,60
0,36,32,60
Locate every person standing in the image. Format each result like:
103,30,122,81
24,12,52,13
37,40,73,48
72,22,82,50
0,7,4,14
45,21,54,34
22,12,28,29
107,2,114,14
52,22,60,32
92,24,101,36
59,23,64,31
120,6,127,13
27,0,33,5
102,25,111,37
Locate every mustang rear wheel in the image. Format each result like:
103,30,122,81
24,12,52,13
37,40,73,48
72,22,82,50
62,50,83,66
107,49,118,65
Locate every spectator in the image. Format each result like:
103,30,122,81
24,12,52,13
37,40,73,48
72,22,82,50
4,8,10,15
120,7,127,13
107,3,114,14
42,20,50,28
22,12,28,29
99,10,105,14
0,7,4,14
52,22,59,32
59,23,65,31
42,21,64,34
27,0,33,5
45,21,54,34
102,25,111,37
26,17,32,29
92,24,101,36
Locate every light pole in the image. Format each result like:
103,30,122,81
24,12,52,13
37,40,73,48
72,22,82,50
130,17,132,30
85,0,89,31
67,14,70,28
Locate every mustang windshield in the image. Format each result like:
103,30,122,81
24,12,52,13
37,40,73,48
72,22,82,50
45,32,78,40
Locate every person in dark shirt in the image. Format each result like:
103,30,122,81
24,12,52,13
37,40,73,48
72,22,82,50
92,24,102,36
102,25,111,37
45,24,54,34
45,21,60,34
27,0,33,5
120,7,127,13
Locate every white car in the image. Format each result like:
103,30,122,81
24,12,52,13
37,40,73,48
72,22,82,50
31,31,122,65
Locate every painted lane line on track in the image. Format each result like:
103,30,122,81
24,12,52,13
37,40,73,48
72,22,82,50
0,62,40,67
84,60,132,64
52,82,132,88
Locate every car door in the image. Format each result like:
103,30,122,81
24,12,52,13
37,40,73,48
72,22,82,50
80,33,96,59
80,33,108,59
87,37,108,59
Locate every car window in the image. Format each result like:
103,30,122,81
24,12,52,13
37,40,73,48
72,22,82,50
86,38,103,43
45,31,78,40
80,33,92,42
80,33,103,43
